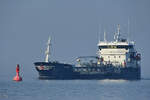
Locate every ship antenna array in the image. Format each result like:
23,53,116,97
45,36,51,62
117,24,120,41
114,24,121,42
104,29,107,42
127,19,130,42
98,24,101,42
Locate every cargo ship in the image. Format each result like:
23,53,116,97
34,24,141,80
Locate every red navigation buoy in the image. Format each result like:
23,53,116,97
13,64,22,82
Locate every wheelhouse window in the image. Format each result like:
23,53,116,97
99,45,133,50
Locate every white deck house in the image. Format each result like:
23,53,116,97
97,24,140,68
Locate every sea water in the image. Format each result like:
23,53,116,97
0,78,150,100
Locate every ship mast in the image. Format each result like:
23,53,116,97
104,30,107,42
45,36,51,62
115,24,120,42
127,19,130,42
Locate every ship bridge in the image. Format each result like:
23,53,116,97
97,24,138,67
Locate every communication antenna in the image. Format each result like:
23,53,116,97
116,24,120,42
98,24,101,42
127,19,130,42
114,32,116,41
104,30,107,42
113,24,116,41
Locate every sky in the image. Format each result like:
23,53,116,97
0,0,150,79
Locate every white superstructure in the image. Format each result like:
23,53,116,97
97,24,141,68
